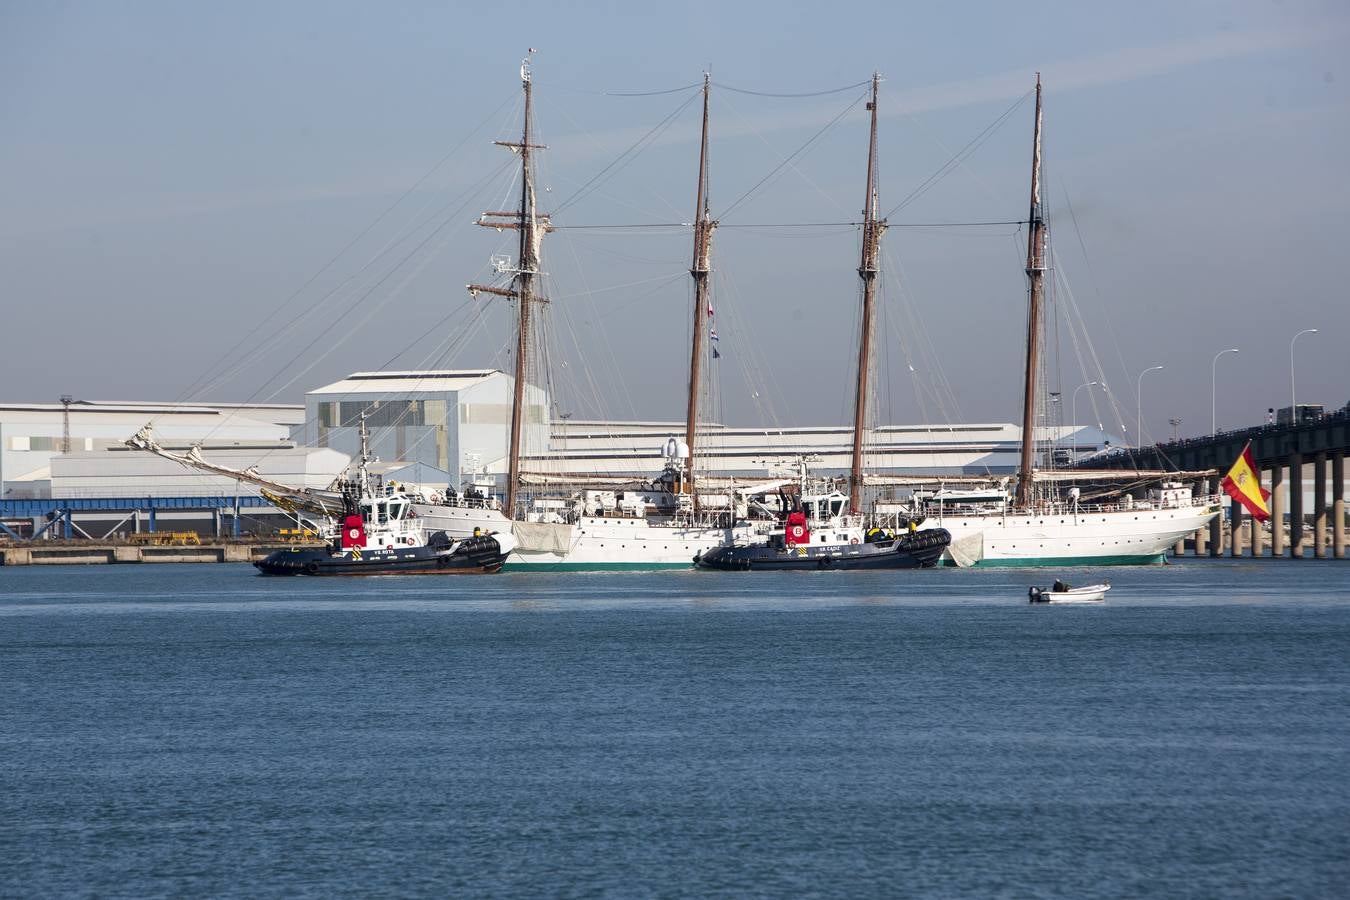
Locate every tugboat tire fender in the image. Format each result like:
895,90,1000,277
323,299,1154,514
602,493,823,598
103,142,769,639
305,561,320,575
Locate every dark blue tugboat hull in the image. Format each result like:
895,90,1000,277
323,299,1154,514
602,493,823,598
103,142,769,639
695,529,951,571
254,536,508,575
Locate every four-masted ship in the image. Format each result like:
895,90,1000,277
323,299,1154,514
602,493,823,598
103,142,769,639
126,57,1217,572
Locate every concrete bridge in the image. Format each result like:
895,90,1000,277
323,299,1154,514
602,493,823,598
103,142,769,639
1077,407,1348,559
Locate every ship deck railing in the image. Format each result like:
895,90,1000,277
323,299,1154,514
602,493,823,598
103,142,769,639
917,493,1222,520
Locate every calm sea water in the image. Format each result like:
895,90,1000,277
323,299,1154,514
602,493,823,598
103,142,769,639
2,560,1348,898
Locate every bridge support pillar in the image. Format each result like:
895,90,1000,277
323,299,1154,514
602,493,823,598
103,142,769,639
1290,453,1304,558
1208,475,1222,556
1193,480,1208,556
1314,452,1327,559
1231,499,1244,557
1271,465,1285,556
1334,451,1345,559
1251,474,1266,558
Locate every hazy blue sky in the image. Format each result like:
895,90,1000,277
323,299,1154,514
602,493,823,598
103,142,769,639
3,0,1347,442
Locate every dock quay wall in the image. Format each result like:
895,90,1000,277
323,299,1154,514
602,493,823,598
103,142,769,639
0,543,314,566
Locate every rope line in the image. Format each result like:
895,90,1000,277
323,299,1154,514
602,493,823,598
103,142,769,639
713,79,873,98
884,88,1033,219
162,92,517,415
552,89,702,216
553,219,1027,230
717,89,869,221
603,82,704,97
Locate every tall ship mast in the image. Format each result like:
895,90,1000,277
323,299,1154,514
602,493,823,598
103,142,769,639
908,75,1221,566
683,73,716,511
849,72,886,513
1015,74,1046,509
421,60,766,569
469,52,551,518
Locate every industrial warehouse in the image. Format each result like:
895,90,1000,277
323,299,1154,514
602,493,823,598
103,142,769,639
0,369,1112,541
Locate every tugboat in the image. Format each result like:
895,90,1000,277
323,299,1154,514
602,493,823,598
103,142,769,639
127,413,513,576
253,490,514,576
695,470,951,571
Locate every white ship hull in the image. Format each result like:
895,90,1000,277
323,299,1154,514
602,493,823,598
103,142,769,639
411,503,738,570
918,500,1221,567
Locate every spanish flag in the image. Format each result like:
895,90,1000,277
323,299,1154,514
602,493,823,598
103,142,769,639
1221,441,1271,522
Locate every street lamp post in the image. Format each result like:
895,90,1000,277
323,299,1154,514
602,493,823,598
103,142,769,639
1290,328,1318,422
1136,366,1164,449
1071,381,1098,452
1211,348,1239,435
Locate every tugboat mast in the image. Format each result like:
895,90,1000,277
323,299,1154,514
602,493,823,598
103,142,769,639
684,73,716,511
849,72,886,513
356,410,373,497
469,52,550,517
1015,74,1046,510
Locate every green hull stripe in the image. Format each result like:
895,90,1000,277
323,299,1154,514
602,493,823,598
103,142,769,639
947,553,1167,568
502,561,694,572
502,553,1167,572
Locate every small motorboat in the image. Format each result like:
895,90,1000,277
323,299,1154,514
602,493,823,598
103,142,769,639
1028,581,1110,603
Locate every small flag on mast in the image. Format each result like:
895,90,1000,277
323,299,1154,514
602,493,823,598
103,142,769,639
1220,441,1271,522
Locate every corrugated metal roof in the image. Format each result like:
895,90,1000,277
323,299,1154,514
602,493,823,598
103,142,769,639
307,370,504,395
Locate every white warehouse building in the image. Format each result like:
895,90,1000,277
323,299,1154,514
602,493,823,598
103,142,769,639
0,401,304,499
3,372,1114,504
301,370,551,482
299,369,1113,488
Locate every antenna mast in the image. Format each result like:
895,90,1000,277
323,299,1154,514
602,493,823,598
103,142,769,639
1015,74,1046,509
469,52,550,517
684,72,716,510
60,394,73,454
849,72,886,513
